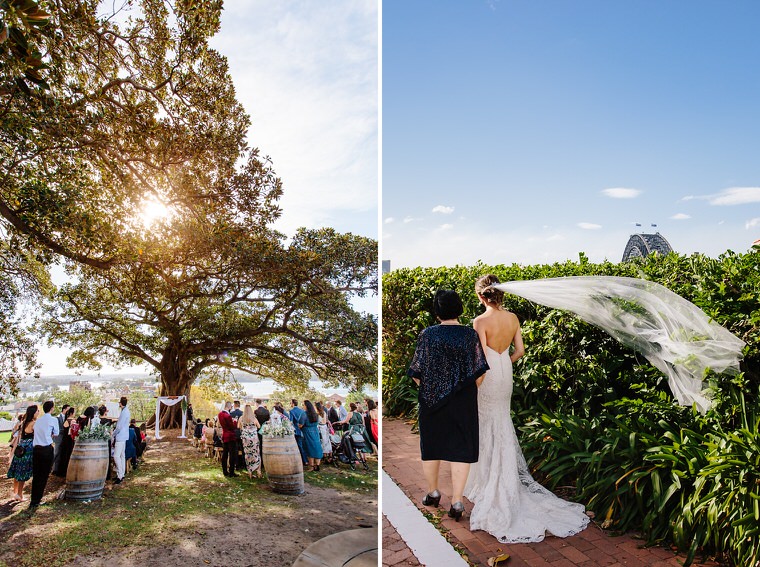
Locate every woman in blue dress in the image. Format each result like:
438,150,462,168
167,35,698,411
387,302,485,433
301,400,323,471
7,405,39,501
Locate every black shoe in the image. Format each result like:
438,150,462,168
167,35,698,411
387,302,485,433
229,473,238,477
448,501,464,521
113,478,122,485
422,490,441,507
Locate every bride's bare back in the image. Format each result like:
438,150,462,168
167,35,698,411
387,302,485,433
473,308,525,363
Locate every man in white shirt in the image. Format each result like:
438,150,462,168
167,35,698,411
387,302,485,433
30,400,59,508
112,396,131,484
334,400,348,432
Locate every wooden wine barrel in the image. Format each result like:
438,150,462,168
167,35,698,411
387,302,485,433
64,439,109,501
262,435,304,495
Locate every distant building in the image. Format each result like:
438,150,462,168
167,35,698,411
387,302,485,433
69,380,92,392
382,260,391,274
622,232,673,262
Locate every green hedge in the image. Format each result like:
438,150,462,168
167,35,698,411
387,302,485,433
382,250,760,566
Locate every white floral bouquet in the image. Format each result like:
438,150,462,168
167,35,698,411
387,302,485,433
77,424,113,441
259,419,295,437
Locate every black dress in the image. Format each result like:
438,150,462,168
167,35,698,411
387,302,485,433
408,324,489,463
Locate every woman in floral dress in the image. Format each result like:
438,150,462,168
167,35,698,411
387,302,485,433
238,405,262,478
7,405,38,501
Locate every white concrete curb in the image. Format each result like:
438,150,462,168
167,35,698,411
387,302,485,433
382,470,469,567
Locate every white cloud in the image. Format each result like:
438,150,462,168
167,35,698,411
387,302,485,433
403,216,417,223
670,213,691,220
209,1,378,237
438,223,454,230
601,187,642,199
746,218,760,230
384,217,394,224
681,195,696,201
577,222,602,230
432,205,455,214
709,187,760,206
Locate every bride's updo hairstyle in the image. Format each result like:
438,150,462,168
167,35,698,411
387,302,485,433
475,274,504,306
433,289,464,321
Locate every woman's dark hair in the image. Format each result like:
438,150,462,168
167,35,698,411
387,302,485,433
349,402,358,412
84,406,96,419
365,398,376,411
434,289,464,321
22,405,38,431
315,401,325,417
475,274,504,306
98,405,108,416
205,418,212,426
65,406,76,418
304,400,318,423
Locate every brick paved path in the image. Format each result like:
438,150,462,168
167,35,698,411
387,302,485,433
383,418,720,567
383,515,422,566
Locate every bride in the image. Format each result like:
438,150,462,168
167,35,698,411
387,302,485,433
464,274,590,543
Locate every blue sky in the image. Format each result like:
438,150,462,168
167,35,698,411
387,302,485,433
382,0,760,268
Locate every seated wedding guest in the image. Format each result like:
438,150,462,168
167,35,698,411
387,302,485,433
7,405,38,502
193,419,204,440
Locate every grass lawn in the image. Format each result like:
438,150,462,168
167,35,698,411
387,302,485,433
0,435,377,566
0,432,10,444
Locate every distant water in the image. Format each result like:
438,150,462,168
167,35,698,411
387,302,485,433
19,376,377,399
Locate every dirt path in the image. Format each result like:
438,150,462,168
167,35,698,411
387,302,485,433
0,432,378,567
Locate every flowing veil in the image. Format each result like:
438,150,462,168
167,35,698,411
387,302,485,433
494,276,745,413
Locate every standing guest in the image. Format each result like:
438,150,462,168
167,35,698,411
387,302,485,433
30,400,59,508
91,407,101,428
254,399,270,465
238,405,262,479
408,289,488,520
52,403,70,473
315,401,332,459
52,406,77,477
364,399,379,447
10,413,23,437
7,405,38,501
186,403,194,432
126,419,138,470
326,402,340,428
301,400,323,471
72,406,95,439
229,401,243,419
96,405,113,479
218,401,238,477
112,397,131,485
334,400,348,432
289,399,308,466
229,401,244,471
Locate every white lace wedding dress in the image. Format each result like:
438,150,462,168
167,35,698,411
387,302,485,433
464,346,590,543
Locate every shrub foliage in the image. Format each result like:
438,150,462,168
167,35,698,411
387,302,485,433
383,250,760,566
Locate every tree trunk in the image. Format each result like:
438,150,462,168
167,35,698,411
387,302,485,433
145,342,195,430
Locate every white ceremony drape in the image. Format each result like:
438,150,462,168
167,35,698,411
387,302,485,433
154,396,187,439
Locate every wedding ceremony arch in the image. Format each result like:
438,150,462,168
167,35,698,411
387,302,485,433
154,396,188,439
